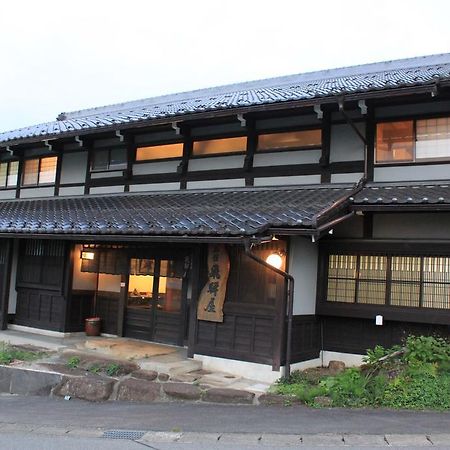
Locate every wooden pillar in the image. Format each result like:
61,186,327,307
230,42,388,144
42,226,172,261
187,246,201,358
0,239,13,330
117,273,129,337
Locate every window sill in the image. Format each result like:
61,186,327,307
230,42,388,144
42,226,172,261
20,183,55,189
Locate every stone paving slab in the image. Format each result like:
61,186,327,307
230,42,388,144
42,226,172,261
428,434,450,446
138,431,183,443
177,432,221,443
218,432,261,444
343,434,388,446
385,434,433,446
260,433,302,446
302,433,345,446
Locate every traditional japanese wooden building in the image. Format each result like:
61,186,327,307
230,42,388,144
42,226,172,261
1,54,450,381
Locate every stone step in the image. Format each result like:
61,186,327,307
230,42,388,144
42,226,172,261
138,358,202,377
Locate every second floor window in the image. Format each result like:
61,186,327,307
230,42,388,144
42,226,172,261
0,161,19,188
91,148,127,171
192,136,247,156
257,129,322,151
136,143,183,161
376,117,450,163
22,156,57,186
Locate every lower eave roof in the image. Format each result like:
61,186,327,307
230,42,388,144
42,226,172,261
352,182,450,210
0,186,353,239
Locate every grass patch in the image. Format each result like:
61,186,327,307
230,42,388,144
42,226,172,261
0,342,46,365
274,335,450,410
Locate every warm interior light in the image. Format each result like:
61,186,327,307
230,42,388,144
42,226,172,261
81,251,95,260
266,252,283,270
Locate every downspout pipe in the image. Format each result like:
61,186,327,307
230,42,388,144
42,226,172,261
244,240,295,378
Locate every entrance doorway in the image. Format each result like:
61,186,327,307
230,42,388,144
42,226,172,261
124,256,188,346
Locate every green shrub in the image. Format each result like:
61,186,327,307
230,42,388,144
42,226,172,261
404,335,450,365
106,363,120,377
0,342,45,365
66,356,81,369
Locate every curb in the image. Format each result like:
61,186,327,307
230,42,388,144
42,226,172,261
0,423,449,447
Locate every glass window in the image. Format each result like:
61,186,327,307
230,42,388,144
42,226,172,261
22,159,40,186
7,161,18,187
39,156,57,184
0,163,7,187
376,121,414,163
192,136,247,156
91,148,127,171
136,143,183,161
257,129,321,151
22,157,57,186
416,117,450,160
325,253,450,310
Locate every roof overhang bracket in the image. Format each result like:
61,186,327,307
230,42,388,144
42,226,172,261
44,140,53,151
338,98,367,146
313,104,323,120
5,146,14,155
115,130,125,142
237,114,246,127
358,99,368,115
75,136,83,147
171,122,181,135
431,82,439,98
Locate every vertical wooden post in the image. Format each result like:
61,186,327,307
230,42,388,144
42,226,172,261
117,272,129,337
187,246,201,358
62,242,75,332
0,239,13,330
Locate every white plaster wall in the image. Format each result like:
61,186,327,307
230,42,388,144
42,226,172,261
330,172,364,183
0,190,16,199
72,245,97,290
59,186,85,196
60,152,87,184
189,155,245,171
330,123,365,162
186,179,246,190
254,174,321,187
129,182,180,192
132,160,180,175
253,149,321,167
374,164,450,182
289,237,318,315
20,187,55,198
90,171,123,179
7,241,19,314
89,186,124,195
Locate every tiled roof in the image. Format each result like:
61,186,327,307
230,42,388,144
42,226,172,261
352,183,450,207
1,54,450,146
0,186,352,237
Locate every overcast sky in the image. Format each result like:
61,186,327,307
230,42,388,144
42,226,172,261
1,0,449,132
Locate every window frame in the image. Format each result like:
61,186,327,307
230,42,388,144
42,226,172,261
375,113,450,165
191,134,248,158
0,160,19,189
317,241,450,325
21,156,58,187
256,127,322,153
90,147,128,172
134,140,184,164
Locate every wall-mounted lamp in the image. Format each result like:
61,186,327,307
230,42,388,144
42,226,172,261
81,251,95,260
266,251,284,270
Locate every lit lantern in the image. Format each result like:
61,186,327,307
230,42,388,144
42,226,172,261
266,252,283,269
81,251,95,260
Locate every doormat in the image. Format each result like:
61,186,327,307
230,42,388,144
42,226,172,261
82,338,178,359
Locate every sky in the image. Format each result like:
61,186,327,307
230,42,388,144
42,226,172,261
1,0,449,132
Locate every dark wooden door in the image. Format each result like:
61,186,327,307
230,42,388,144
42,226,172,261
0,240,12,330
124,256,188,346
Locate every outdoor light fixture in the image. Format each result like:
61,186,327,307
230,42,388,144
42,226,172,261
266,252,284,270
81,251,95,260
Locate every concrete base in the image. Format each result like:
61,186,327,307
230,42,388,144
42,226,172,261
8,324,84,338
321,351,364,367
194,352,364,383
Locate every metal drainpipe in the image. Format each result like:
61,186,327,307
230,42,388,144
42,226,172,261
244,240,295,378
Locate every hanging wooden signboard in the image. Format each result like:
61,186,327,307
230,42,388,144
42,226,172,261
197,244,230,322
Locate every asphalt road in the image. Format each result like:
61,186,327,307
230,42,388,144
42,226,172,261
0,395,450,449
0,394,449,435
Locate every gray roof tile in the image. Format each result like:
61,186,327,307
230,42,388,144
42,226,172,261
0,186,352,236
1,53,450,146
